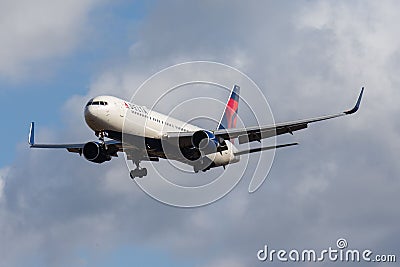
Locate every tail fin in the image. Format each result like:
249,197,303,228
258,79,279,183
217,85,240,130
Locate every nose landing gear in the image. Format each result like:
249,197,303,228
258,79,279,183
95,130,107,146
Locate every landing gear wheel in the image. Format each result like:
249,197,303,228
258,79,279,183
130,167,147,179
141,168,147,177
129,159,147,179
129,169,136,180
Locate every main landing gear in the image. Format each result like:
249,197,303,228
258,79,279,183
130,160,147,179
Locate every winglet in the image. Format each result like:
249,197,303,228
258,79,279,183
344,87,364,115
29,122,35,146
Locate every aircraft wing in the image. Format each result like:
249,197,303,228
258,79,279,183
28,122,163,162
218,87,364,144
165,87,364,145
28,125,122,155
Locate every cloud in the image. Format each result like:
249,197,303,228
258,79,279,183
0,166,8,199
1,1,400,266
0,0,102,80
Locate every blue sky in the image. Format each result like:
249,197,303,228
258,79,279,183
0,0,153,166
0,1,399,267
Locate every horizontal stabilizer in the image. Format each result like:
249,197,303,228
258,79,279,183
234,142,298,156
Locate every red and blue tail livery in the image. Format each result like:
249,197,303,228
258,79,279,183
218,85,240,130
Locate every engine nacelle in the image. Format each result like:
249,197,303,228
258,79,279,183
82,142,112,164
192,130,220,155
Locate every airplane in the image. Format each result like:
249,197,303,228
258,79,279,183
28,85,364,179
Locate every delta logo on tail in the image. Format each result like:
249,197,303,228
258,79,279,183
218,85,240,130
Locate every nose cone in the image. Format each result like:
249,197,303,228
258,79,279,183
84,105,99,130
84,105,94,119
84,98,110,131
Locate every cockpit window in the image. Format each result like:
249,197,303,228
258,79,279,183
86,100,108,106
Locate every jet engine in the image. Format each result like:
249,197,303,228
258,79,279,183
192,130,225,154
82,142,112,163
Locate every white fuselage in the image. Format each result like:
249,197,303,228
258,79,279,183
84,95,240,169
